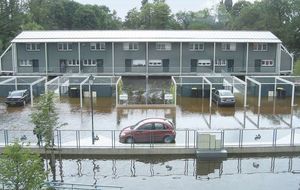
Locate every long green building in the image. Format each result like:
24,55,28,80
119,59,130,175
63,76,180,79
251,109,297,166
0,30,293,76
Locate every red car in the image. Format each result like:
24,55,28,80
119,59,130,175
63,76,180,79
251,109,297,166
119,118,176,143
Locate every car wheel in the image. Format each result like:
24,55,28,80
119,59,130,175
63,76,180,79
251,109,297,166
126,137,134,144
163,136,173,143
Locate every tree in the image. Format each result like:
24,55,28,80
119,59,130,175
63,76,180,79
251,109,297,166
0,141,46,190
124,8,141,29
30,92,66,181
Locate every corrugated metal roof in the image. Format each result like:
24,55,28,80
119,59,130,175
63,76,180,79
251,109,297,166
11,30,281,43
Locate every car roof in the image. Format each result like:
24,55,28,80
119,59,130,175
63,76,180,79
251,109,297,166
11,89,27,93
138,118,172,125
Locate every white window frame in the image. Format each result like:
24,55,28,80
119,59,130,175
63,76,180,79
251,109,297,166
90,42,106,51
197,59,211,66
19,60,32,67
189,43,204,51
123,42,139,51
221,43,236,51
26,43,40,51
215,59,227,66
67,59,79,66
82,59,96,66
58,43,73,51
253,43,268,51
261,60,274,67
132,60,146,66
156,43,172,51
149,60,162,67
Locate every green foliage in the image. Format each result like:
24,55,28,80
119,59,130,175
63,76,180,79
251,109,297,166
30,92,66,148
170,82,176,104
0,141,46,190
293,59,300,75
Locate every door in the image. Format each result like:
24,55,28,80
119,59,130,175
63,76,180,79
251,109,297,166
135,123,153,142
60,59,67,73
191,59,197,72
227,59,234,72
255,59,261,72
153,123,166,142
162,59,169,72
125,59,132,72
97,59,104,73
32,59,39,72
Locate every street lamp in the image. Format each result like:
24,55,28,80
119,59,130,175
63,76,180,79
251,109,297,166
89,74,95,145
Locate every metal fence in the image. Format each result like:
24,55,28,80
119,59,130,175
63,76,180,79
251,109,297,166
0,128,299,149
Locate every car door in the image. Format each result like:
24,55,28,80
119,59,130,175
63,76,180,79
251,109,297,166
153,122,166,142
135,123,153,142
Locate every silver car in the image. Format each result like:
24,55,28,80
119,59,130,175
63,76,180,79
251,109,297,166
212,89,235,106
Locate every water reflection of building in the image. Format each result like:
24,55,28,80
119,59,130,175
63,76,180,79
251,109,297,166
49,156,300,185
116,107,176,126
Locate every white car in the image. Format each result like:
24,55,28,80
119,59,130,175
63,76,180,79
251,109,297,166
212,89,235,106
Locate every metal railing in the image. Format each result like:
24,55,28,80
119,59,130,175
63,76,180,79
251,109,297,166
0,128,299,149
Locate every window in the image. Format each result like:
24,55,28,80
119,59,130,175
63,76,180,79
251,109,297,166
198,59,211,66
123,42,139,51
19,60,32,66
58,43,73,51
154,123,165,130
90,42,106,51
221,43,236,51
215,59,227,66
189,43,204,51
261,60,274,67
138,123,153,130
156,43,172,50
132,60,145,66
149,60,162,67
67,59,79,66
26,43,40,51
253,43,268,51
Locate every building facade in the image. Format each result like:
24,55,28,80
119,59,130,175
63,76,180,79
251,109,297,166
0,30,293,76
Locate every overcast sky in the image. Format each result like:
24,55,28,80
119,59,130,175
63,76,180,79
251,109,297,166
74,0,256,20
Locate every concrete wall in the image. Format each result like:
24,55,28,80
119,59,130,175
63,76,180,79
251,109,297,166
280,50,293,72
1,49,13,71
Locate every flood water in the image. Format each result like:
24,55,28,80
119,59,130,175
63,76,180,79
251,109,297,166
0,95,299,131
46,155,300,190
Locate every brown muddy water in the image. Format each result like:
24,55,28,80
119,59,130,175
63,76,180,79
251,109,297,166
0,95,299,131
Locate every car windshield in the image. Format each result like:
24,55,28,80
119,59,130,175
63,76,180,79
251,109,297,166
219,91,233,96
9,91,23,96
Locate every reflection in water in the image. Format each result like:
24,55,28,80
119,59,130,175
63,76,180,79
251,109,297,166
47,155,300,190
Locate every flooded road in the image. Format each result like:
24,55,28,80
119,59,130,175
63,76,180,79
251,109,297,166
0,96,300,131
46,155,300,190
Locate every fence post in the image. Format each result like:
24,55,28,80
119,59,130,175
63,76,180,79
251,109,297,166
239,129,243,148
4,130,8,146
273,129,277,147
290,128,295,146
221,130,225,149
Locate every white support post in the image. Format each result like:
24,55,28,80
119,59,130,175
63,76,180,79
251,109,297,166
15,77,17,90
276,43,281,75
146,42,149,76
112,42,115,76
258,84,261,107
180,42,182,76
80,77,89,108
244,77,248,107
246,43,249,75
78,42,81,73
292,85,295,107
30,85,33,107
45,43,48,76
213,42,216,73
274,78,277,99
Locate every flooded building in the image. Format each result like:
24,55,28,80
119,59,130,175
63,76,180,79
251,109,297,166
0,30,293,77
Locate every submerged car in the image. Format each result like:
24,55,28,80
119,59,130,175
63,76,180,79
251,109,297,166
212,89,235,106
119,118,176,143
5,89,30,106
